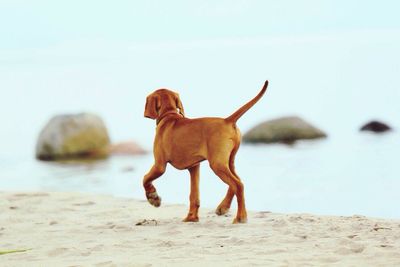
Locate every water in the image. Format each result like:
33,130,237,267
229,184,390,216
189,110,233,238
1,128,399,219
1,2,400,219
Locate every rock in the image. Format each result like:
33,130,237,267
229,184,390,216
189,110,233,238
36,113,110,160
360,121,392,133
107,141,147,155
243,116,327,144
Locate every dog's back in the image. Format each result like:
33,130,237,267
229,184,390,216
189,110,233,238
158,116,239,170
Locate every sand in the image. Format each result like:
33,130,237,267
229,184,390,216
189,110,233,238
1,191,399,266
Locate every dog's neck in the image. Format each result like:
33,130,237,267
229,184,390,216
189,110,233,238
156,110,183,125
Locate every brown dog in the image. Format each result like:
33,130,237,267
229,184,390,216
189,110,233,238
143,80,268,223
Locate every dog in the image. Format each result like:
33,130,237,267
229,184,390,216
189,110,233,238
143,80,268,223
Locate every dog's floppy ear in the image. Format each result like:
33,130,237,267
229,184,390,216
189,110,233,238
144,94,159,119
175,93,185,117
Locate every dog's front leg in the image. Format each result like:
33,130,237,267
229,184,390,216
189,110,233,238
183,164,200,222
143,163,166,207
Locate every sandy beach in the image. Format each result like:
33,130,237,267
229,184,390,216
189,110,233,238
0,192,399,266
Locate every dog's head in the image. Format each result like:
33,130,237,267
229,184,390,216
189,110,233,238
144,89,185,120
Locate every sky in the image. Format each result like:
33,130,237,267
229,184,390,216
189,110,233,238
1,1,400,49
1,0,400,155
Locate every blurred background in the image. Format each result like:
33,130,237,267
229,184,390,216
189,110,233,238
1,1,399,218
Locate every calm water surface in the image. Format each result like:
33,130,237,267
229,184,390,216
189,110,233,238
1,129,398,219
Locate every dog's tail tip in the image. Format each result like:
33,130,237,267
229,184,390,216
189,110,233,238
226,80,269,123
262,80,269,91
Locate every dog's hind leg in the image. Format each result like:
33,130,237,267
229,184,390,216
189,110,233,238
143,163,166,207
215,145,240,216
216,188,234,216
209,156,247,223
183,164,200,222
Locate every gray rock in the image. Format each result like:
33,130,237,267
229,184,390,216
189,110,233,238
243,116,327,144
360,121,392,133
36,113,110,160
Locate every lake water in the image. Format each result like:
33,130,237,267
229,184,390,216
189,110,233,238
1,30,399,219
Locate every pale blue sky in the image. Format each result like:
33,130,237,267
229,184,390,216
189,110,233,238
1,0,400,49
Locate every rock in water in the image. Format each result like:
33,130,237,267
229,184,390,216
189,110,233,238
360,121,392,133
36,113,110,160
243,116,327,144
107,141,147,155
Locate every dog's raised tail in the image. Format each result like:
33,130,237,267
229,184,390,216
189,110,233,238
225,80,269,123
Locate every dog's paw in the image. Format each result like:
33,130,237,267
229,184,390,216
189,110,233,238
146,191,162,207
215,206,230,216
232,217,248,224
182,215,199,222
